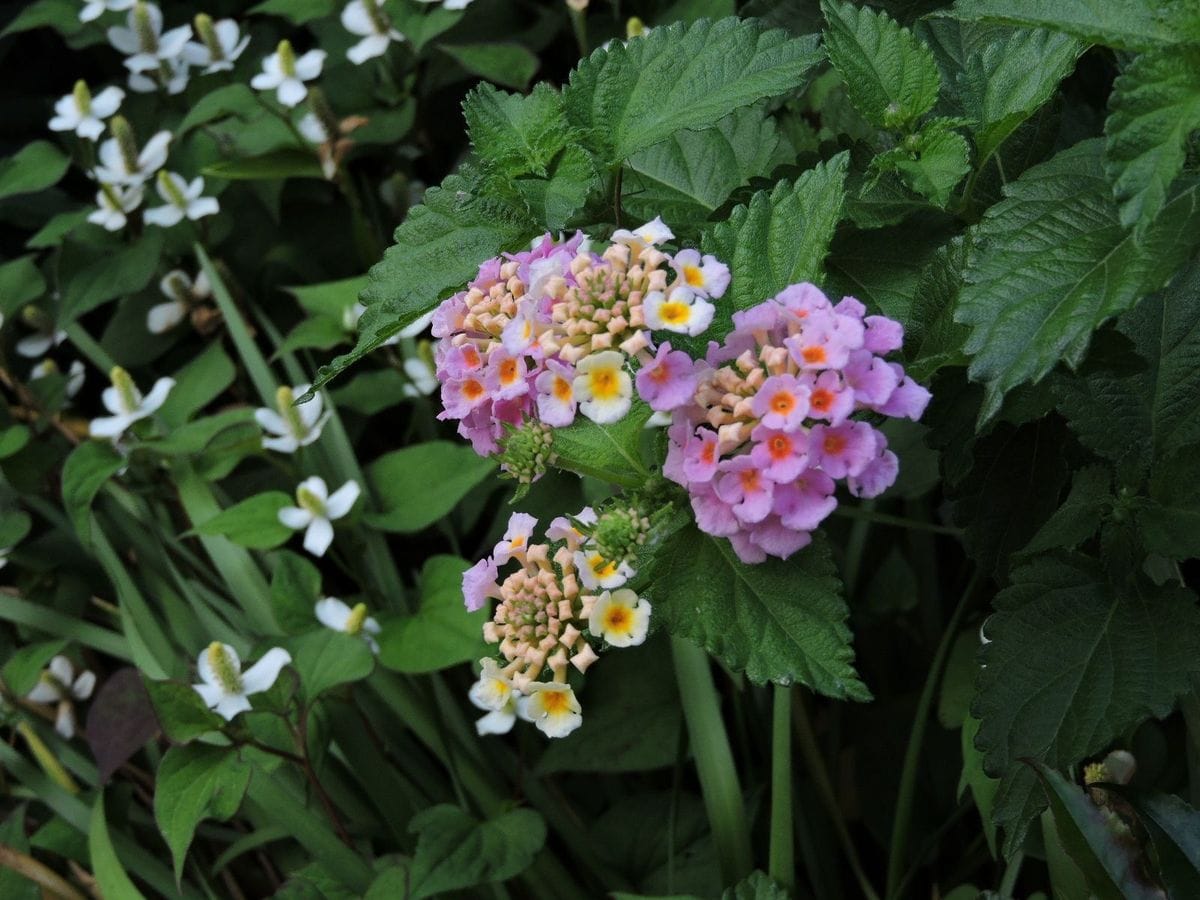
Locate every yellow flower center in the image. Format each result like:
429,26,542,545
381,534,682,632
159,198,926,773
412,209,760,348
659,301,691,325
588,367,620,400
539,689,570,714
683,265,705,287
604,604,633,634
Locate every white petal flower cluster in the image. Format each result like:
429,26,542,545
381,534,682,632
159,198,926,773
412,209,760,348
49,81,124,141
255,384,330,453
193,642,292,720
107,2,192,94
144,171,219,228
90,366,175,440
252,40,326,108
341,0,404,64
148,268,211,334
27,655,96,739
278,476,361,557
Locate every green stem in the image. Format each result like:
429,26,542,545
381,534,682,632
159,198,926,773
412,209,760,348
568,6,589,57
768,684,794,889
998,850,1024,898
670,637,753,885
832,505,962,536
884,573,977,900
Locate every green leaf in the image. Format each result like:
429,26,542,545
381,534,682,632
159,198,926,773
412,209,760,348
464,83,569,178
1104,45,1200,237
0,141,69,200
61,441,126,545
904,237,970,381
821,0,940,129
1107,787,1200,898
142,409,257,458
194,492,294,549
1020,465,1111,555
958,714,999,857
0,255,46,319
143,678,225,743
959,27,1084,162
310,173,538,394
944,0,1199,52
646,527,869,698
623,105,789,226
696,153,848,351
158,343,236,428
90,792,148,900
0,425,31,461
974,555,1200,854
270,551,323,634
285,276,368,318
1053,256,1200,472
61,231,165,323
564,17,822,164
1137,449,1200,560
391,3,463,52
871,118,970,207
364,441,496,532
178,83,260,133
439,42,540,91
247,0,334,24
378,555,487,674
955,139,1200,423
1029,761,1162,900
25,209,89,249
278,316,349,354
551,400,652,487
406,805,547,899
330,368,409,416
0,509,30,549
202,150,324,181
2,640,68,697
535,636,683,774
287,629,375,703
514,145,600,233
1,0,86,37
155,745,251,884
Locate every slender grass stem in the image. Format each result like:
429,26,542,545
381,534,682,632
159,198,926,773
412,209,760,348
768,684,795,889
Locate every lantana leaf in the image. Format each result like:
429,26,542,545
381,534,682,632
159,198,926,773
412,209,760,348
463,83,570,178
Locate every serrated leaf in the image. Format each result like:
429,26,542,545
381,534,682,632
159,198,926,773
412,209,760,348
551,400,652,487
464,83,569,178
1105,45,1200,236
364,441,496,532
378,555,487,674
959,27,1084,162
1029,762,1162,900
1020,465,1111,555
623,105,789,227
406,805,546,899
695,153,848,351
944,0,1200,52
1137,449,1200,560
872,118,970,207
1053,256,1200,472
955,139,1200,423
309,173,538,394
155,745,251,884
821,0,940,128
905,237,970,381
564,17,822,164
974,555,1200,854
645,527,869,698
514,145,599,233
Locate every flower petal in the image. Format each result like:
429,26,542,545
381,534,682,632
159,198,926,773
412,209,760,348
303,517,334,557
323,481,361,519
241,648,292,695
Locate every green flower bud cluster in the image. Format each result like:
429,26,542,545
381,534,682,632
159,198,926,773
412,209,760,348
498,421,556,490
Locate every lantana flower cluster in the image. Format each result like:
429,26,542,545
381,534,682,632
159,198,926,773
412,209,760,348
658,283,930,563
432,218,729,462
463,510,652,739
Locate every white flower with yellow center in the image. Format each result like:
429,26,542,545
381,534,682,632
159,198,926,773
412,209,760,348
144,171,219,228
278,477,360,557
49,80,124,141
27,655,96,739
611,216,674,253
589,588,651,648
255,384,330,453
89,366,175,440
468,659,517,735
493,512,536,564
341,0,404,65
644,287,714,337
517,681,582,738
574,549,633,590
251,39,325,108
671,249,730,299
315,597,381,653
573,350,631,424
88,183,143,232
192,641,292,720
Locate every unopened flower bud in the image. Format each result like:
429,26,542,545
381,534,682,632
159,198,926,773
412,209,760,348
73,79,92,115
498,421,556,491
277,39,297,77
194,13,223,60
109,115,140,174
133,1,158,53
344,603,369,635
205,641,244,694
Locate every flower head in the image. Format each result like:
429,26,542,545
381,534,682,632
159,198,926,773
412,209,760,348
182,14,249,74
644,287,714,336
90,366,174,440
251,39,325,107
94,115,170,186
107,2,191,74
588,588,650,647
573,350,632,424
27,655,96,738
341,0,404,64
634,341,697,412
468,659,517,735
148,268,212,334
517,682,582,738
192,642,291,720
315,597,381,653
670,249,730,299
30,358,87,399
49,81,124,140
278,477,360,557
80,0,134,23
255,384,329,453
144,171,218,227
88,182,142,231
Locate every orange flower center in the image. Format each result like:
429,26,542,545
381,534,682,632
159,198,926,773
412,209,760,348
540,690,570,714
801,345,827,365
823,433,847,455
739,468,761,492
463,379,485,401
770,391,795,415
499,358,520,385
810,388,833,413
553,376,572,401
768,435,792,460
605,606,631,631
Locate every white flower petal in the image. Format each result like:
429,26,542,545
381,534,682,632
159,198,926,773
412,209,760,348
55,704,77,739
303,517,334,557
475,706,516,736
89,414,133,439
48,656,74,684
254,408,288,436
278,506,314,530
139,377,175,414
314,597,352,631
347,34,389,64
324,481,361,520
147,301,187,334
241,648,292,695
276,77,308,107
293,49,326,80
213,693,252,720
145,205,185,227
72,670,97,700
192,682,222,709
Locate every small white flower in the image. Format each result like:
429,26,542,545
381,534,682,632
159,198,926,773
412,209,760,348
402,356,438,397
107,2,191,73
278,477,360,557
192,642,292,721
611,216,674,252
516,681,582,738
80,0,134,24
49,81,124,141
255,384,329,453
182,15,249,74
574,549,634,590
30,359,86,399
573,350,632,424
588,588,651,647
468,659,517,735
251,40,325,108
89,366,174,440
670,249,730,299
144,171,219,228
128,57,190,95
493,512,537,564
644,287,714,337
314,597,381,653
94,121,170,186
415,0,477,9
16,329,67,359
342,0,404,64
298,112,330,145
87,182,143,231
147,269,210,334
27,655,96,739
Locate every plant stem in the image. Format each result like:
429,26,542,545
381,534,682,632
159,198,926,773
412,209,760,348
998,850,1024,897
0,842,87,900
670,637,753,885
832,505,962,536
884,573,977,900
769,684,795,889
793,692,881,900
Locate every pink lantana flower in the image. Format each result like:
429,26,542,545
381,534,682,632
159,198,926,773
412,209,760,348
635,342,696,411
